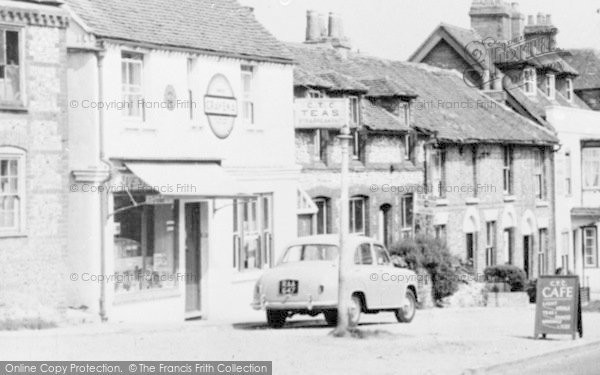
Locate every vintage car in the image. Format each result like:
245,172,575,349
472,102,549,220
251,235,418,328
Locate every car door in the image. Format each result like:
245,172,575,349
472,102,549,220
352,242,382,309
373,243,403,308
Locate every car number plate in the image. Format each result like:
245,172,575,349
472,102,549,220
279,280,298,295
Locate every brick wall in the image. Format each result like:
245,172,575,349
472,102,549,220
0,21,69,315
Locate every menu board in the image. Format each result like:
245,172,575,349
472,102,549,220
534,276,583,339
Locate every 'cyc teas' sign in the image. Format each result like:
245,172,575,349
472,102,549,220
294,98,349,129
534,276,582,340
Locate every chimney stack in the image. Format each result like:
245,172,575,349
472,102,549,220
328,12,342,39
469,0,513,41
319,13,328,38
545,14,552,25
305,10,320,42
510,2,524,40
537,13,545,25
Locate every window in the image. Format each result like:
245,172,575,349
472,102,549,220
561,231,570,273
466,232,477,267
472,146,478,197
121,52,144,118
351,129,363,161
485,221,497,267
187,58,195,121
503,146,513,195
434,225,446,241
233,195,273,271
314,197,331,235
113,195,177,293
241,65,255,124
349,196,367,235
566,78,574,102
314,129,328,164
404,134,412,161
400,101,411,127
565,151,572,195
538,228,548,275
379,204,392,247
523,67,536,95
582,148,600,189
0,148,24,233
431,148,446,198
354,243,373,265
534,149,546,200
307,89,322,98
401,195,413,238
503,228,514,265
374,244,391,265
349,96,359,125
584,227,598,268
0,28,21,104
545,74,555,99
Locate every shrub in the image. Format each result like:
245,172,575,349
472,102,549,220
389,235,459,303
483,265,527,292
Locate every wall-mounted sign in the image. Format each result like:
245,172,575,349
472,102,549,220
294,98,349,129
534,275,583,340
204,74,238,139
164,85,177,111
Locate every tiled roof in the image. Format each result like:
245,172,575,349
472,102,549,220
361,99,410,132
316,71,368,92
287,43,557,145
563,49,600,90
294,68,333,89
360,78,417,98
65,0,293,63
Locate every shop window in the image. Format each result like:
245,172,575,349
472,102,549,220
0,28,21,105
485,221,497,267
121,52,144,119
401,195,413,239
349,196,367,235
0,147,25,234
314,197,331,235
534,148,546,200
113,195,177,293
503,146,513,195
431,148,446,198
582,148,600,189
241,65,255,124
523,67,536,95
584,227,598,268
233,195,273,271
538,228,548,275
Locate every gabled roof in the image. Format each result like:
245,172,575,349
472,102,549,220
361,99,410,132
294,68,333,89
64,0,294,63
287,43,557,145
316,71,368,92
563,49,600,90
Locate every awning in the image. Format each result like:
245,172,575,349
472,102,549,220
124,162,252,198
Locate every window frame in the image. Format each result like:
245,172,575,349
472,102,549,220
534,148,546,200
404,133,411,161
566,78,574,102
0,26,25,108
564,150,572,195
545,74,556,99
121,51,145,120
349,196,367,235
233,194,273,272
314,129,328,164
523,67,537,95
241,65,255,125
313,197,331,235
502,146,513,195
582,147,600,190
583,226,598,268
348,95,359,125
431,148,446,198
538,228,549,275
0,146,26,236
400,194,413,238
485,221,497,267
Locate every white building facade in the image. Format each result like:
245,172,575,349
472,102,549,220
65,0,299,322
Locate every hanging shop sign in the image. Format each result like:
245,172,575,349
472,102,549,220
204,74,238,139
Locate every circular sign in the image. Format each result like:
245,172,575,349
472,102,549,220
204,74,238,139
164,85,177,111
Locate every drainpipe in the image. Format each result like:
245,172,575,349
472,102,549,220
96,44,111,322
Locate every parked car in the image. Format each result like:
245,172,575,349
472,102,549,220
251,235,418,328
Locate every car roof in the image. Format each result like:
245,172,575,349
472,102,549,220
286,234,383,247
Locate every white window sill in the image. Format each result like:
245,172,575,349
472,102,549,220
0,231,27,239
503,195,516,202
466,197,480,205
434,199,449,207
536,200,550,208
245,125,265,132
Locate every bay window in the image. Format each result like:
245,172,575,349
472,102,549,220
233,195,273,271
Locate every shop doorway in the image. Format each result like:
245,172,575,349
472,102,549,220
185,202,208,315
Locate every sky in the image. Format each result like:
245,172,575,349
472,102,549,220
238,0,600,60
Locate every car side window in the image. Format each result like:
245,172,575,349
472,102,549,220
354,243,373,265
374,244,391,265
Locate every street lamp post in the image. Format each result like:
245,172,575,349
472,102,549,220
333,123,353,336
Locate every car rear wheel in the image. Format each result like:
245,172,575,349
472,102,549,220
266,310,287,328
323,310,338,326
395,289,416,323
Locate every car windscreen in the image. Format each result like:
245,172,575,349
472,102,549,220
280,244,339,263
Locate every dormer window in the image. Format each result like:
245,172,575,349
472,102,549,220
566,78,574,102
545,74,555,99
307,89,322,98
523,68,536,95
399,102,410,127
349,96,359,125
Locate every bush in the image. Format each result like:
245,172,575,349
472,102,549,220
389,235,459,303
483,265,527,292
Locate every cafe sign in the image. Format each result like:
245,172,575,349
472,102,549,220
204,74,238,139
294,98,349,129
534,275,583,340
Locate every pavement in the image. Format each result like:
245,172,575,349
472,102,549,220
1,306,599,375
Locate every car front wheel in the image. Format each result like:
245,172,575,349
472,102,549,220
395,289,416,323
323,310,338,326
266,309,287,328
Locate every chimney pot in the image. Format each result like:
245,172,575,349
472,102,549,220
319,13,328,37
537,13,545,25
511,2,518,10
546,14,552,25
328,12,343,39
305,10,320,42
